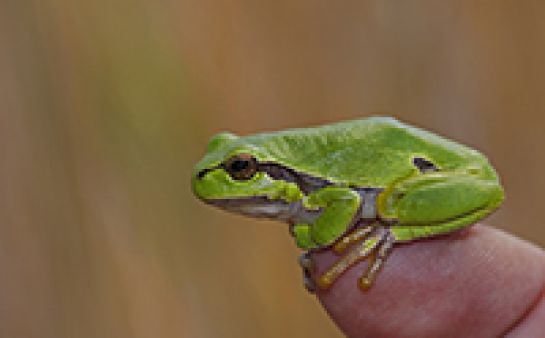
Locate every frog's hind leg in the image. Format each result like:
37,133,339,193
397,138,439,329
318,226,387,289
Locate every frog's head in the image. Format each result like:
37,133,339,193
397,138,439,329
191,132,304,219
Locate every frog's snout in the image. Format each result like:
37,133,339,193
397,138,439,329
191,169,206,198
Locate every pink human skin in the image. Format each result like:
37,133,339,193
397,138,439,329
312,224,545,338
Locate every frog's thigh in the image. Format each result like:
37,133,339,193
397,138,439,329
390,177,503,241
305,187,361,246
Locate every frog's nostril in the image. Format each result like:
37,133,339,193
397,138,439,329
197,169,209,180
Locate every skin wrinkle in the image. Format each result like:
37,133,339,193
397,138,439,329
503,274,545,336
313,225,545,338
501,284,545,337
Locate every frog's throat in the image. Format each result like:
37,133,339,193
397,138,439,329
205,197,321,224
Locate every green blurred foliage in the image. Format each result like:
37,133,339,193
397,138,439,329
1,1,544,337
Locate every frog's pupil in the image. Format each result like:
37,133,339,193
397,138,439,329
231,160,249,172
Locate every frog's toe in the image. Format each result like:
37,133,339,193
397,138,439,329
298,252,315,270
303,268,316,293
358,231,395,290
298,252,316,293
333,222,376,254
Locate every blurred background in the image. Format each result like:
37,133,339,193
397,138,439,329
1,1,545,337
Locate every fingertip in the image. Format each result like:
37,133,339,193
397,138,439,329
312,225,545,338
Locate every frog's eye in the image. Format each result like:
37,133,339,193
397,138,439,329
224,154,258,180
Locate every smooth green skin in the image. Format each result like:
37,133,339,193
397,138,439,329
192,117,504,249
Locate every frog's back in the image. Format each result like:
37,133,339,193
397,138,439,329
243,117,494,187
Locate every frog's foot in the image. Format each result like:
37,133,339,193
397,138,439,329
318,225,395,290
333,222,376,254
298,252,316,293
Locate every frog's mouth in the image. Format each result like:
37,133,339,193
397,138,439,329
204,196,321,224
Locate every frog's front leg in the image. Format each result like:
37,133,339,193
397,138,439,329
292,187,361,250
292,187,361,293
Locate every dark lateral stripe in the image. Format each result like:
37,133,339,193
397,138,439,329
197,161,332,195
257,162,332,194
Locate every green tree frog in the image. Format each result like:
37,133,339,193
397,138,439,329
191,117,504,291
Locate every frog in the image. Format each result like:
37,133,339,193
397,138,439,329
191,116,504,292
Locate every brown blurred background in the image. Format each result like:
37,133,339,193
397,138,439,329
1,1,544,337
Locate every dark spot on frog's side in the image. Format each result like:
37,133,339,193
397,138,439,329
413,157,438,173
